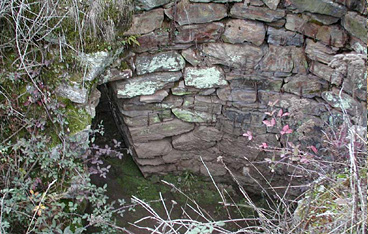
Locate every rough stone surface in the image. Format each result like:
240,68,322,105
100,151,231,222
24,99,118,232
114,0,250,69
134,31,170,53
140,90,169,103
310,61,342,86
267,27,304,46
260,45,307,73
342,11,368,42
201,43,264,70
135,51,186,75
315,25,348,48
172,108,216,122
78,51,111,82
287,0,347,17
305,39,338,64
99,68,132,84
283,75,328,98
130,119,194,142
184,66,227,89
172,131,216,151
262,0,280,10
113,72,182,98
222,19,266,46
175,23,225,44
124,8,164,35
56,83,88,104
322,88,364,116
134,139,173,158
230,4,285,22
165,0,227,25
190,0,241,2
135,0,171,10
181,48,202,66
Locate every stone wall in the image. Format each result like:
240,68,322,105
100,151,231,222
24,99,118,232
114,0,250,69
107,0,367,195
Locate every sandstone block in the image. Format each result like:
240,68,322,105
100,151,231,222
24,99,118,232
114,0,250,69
230,4,285,22
134,139,173,158
175,23,225,44
124,9,164,35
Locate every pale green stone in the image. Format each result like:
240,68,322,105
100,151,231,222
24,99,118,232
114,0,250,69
184,66,227,89
172,108,216,123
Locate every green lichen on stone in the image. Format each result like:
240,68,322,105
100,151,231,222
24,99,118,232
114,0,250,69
184,66,227,89
322,91,352,110
172,108,215,123
118,80,159,97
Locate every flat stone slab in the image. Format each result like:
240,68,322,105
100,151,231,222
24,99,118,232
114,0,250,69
114,72,182,98
310,61,342,86
172,131,216,151
172,108,216,123
201,43,264,70
130,118,194,142
135,0,171,10
222,19,266,46
287,0,347,17
140,90,169,103
283,75,328,98
305,39,338,64
260,45,307,73
135,51,186,75
230,4,285,22
134,139,173,158
124,8,164,35
262,0,280,10
165,0,227,25
184,66,227,89
175,22,225,44
267,27,304,47
342,11,367,42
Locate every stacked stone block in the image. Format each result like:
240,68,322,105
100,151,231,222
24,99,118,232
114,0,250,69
108,0,367,194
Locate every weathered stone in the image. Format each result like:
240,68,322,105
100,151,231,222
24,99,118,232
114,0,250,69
310,61,342,86
122,95,183,111
262,0,280,10
287,0,347,17
172,108,216,123
130,118,194,143
335,0,367,14
181,48,202,66
285,14,318,36
122,109,173,127
140,90,169,103
315,25,348,48
322,88,364,116
305,39,338,64
162,147,220,164
183,95,222,114
307,13,339,25
134,139,173,158
85,88,101,118
330,53,367,101
165,0,227,26
134,31,170,53
259,92,328,117
78,51,111,82
135,0,171,10
175,22,225,43
230,4,285,22
267,27,304,47
342,11,367,42
222,19,265,46
250,0,264,6
260,45,307,73
283,75,328,98
99,68,132,84
190,0,241,2
194,126,223,142
135,157,166,166
113,72,182,98
56,83,88,104
184,66,227,89
124,8,164,35
224,72,283,91
172,131,216,151
135,51,185,75
201,43,264,70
